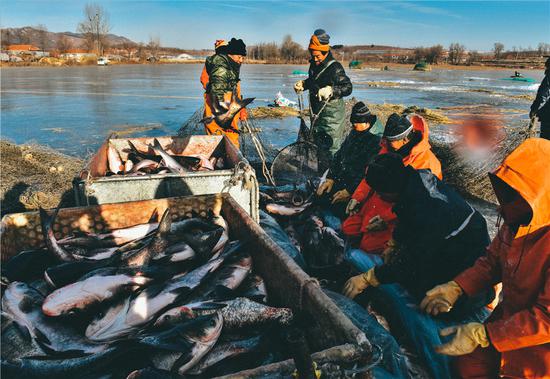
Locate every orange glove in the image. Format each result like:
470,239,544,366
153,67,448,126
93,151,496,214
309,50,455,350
239,108,248,121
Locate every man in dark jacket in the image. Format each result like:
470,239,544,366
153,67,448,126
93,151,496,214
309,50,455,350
343,153,493,379
203,38,247,147
317,102,383,209
294,29,352,169
530,57,550,139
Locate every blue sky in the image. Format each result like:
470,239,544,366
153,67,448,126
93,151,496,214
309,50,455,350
2,1,549,51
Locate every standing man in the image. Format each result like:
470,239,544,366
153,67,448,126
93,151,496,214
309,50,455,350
294,29,352,170
421,138,550,379
202,38,247,148
530,57,550,139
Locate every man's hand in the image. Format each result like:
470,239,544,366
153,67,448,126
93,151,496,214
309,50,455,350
294,80,305,93
317,86,333,101
332,189,351,204
365,215,387,232
420,281,463,316
345,199,360,215
317,179,334,196
239,108,248,121
343,268,380,299
435,323,489,356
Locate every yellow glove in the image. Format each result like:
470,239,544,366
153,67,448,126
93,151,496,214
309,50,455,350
317,86,333,101
346,199,360,215
316,178,334,196
331,189,350,204
343,268,380,299
294,80,305,93
420,281,463,316
435,322,489,356
365,215,387,232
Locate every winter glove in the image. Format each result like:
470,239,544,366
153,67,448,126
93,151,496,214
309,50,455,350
435,322,489,356
294,80,305,93
317,86,333,101
346,199,360,215
317,178,334,196
332,189,351,204
239,108,248,121
420,281,463,316
343,268,380,299
365,215,387,232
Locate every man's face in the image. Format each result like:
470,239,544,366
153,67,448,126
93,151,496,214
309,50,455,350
387,137,409,151
228,54,245,64
353,122,371,132
311,50,328,65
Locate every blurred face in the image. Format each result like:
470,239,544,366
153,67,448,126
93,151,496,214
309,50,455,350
387,137,409,151
310,50,328,65
353,122,371,132
228,54,245,64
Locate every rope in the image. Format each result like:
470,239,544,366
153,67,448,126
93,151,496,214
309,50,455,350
242,119,276,185
308,95,332,140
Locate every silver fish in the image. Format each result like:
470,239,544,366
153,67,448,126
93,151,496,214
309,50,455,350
265,202,311,216
150,138,187,175
152,301,227,329
107,142,124,174
2,282,106,356
42,267,151,316
203,89,254,129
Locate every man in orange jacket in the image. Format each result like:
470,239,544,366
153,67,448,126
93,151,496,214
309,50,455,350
342,113,441,258
421,138,550,379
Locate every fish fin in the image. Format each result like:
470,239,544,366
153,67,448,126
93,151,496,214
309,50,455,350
32,327,53,350
238,97,255,108
148,209,160,223
157,209,172,236
171,350,194,372
153,138,163,151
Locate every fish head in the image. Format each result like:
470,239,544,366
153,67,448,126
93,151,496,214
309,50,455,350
183,312,223,344
2,282,42,317
85,297,133,342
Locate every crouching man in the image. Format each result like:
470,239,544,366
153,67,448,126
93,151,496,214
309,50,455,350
421,138,550,379
343,153,493,379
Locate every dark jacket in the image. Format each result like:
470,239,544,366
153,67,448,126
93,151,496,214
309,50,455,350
303,52,352,114
328,123,382,193
374,168,490,300
531,69,550,121
207,54,241,99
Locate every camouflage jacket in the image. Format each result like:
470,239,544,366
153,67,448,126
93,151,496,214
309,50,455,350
207,54,241,99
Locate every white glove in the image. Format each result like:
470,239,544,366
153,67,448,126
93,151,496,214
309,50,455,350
294,80,305,93
346,199,360,215
317,86,333,101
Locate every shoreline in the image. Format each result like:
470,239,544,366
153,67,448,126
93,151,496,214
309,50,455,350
1,60,544,71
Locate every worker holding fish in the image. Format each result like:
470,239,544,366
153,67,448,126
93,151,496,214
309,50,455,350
343,153,493,379
530,57,550,139
316,102,383,215
294,29,352,170
421,138,550,379
202,38,248,148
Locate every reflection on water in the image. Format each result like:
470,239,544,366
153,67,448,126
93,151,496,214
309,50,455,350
0,64,543,157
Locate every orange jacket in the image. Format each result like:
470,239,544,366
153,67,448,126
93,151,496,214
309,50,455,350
455,138,550,379
343,115,442,252
200,65,209,90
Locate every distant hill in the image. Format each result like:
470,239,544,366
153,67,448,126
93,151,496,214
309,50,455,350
1,26,135,50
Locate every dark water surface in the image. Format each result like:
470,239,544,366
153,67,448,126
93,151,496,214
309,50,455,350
1,64,543,157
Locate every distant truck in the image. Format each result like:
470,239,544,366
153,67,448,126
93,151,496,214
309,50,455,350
97,57,109,66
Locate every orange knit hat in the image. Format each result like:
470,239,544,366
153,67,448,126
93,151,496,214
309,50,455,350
214,39,228,49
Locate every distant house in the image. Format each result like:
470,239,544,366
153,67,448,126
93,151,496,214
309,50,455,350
61,49,96,61
7,44,49,58
176,53,194,61
0,52,9,62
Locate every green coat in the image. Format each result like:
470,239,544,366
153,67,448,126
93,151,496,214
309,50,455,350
207,54,241,99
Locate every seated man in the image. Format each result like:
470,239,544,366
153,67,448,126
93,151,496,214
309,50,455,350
343,153,492,379
421,138,550,379
316,101,384,214
342,113,441,256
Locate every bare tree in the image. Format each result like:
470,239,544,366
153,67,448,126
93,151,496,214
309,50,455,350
280,35,306,63
427,45,443,64
493,42,504,60
448,43,465,65
538,42,550,55
120,41,135,59
56,35,72,53
147,35,161,59
35,24,49,51
467,50,480,65
77,3,111,55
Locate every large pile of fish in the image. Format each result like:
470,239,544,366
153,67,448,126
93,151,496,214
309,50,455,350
105,138,226,177
1,206,294,378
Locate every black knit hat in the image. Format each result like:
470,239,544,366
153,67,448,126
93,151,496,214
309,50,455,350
383,113,413,141
227,38,247,56
365,153,407,194
350,101,373,124
313,29,330,45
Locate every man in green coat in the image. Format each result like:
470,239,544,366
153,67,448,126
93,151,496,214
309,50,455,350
294,29,353,170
